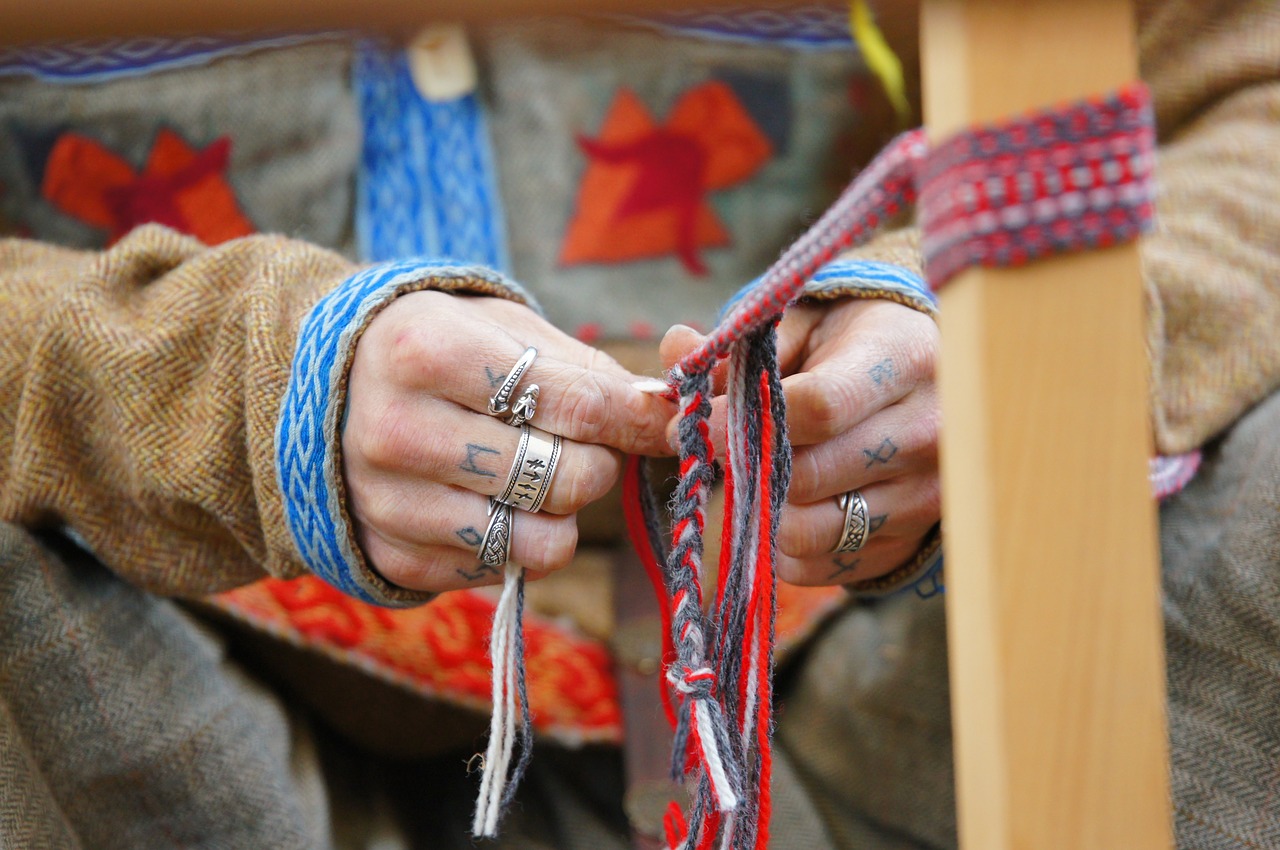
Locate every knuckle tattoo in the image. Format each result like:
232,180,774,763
828,554,862,582
459,443,501,478
868,357,897,387
862,437,898,468
455,526,484,548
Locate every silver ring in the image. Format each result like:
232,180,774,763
496,425,562,513
488,347,537,417
505,384,540,427
478,498,514,568
832,490,870,554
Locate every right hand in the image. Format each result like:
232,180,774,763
342,290,674,593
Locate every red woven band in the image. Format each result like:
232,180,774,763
919,83,1156,289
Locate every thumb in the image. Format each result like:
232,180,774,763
775,302,825,375
659,323,705,372
660,323,733,396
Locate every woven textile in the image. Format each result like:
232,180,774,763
638,80,1159,850
0,33,333,83
353,42,509,270
918,84,1156,289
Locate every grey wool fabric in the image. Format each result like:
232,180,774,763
7,381,1280,850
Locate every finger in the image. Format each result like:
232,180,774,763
453,347,675,457
365,542,556,593
776,477,940,561
353,482,578,590
377,293,674,456
659,324,730,393
774,302,824,376
776,535,921,588
788,392,939,502
347,396,621,516
471,295,650,381
783,305,938,446
664,321,932,453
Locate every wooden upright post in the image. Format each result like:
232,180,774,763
920,2,1173,848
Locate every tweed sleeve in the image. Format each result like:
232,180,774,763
1141,78,1280,454
0,226,530,603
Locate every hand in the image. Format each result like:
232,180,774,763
661,297,940,587
344,290,674,593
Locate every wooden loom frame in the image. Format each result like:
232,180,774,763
0,1,1174,847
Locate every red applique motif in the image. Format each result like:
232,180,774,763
560,82,773,276
41,128,255,245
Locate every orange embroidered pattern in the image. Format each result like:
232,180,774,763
560,82,773,276
211,576,622,741
210,575,845,744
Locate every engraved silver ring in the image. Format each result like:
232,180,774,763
505,385,540,428
832,489,870,554
478,498,514,568
496,425,562,514
488,346,537,417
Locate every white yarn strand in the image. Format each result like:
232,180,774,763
696,701,741,811
472,561,524,838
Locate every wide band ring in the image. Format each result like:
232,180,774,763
478,498,514,568
832,489,870,554
496,425,562,513
488,346,537,417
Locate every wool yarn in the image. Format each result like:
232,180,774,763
625,83,1154,850
478,83,1155,845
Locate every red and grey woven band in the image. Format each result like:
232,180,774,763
919,83,1156,290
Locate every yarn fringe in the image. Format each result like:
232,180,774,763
471,561,533,838
483,83,1157,849
630,130,927,850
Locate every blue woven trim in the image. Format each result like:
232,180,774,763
611,4,854,50
807,260,937,307
354,41,509,271
0,33,333,83
275,259,519,605
718,259,933,322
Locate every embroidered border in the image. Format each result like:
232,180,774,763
0,33,333,83
611,4,855,50
805,258,937,308
353,41,509,270
719,258,935,322
275,259,527,606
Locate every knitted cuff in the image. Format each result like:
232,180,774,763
845,523,945,601
275,259,535,607
797,258,937,317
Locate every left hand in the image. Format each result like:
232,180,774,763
661,297,940,587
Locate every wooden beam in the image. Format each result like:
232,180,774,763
920,1,1173,848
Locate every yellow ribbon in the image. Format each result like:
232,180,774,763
849,0,911,126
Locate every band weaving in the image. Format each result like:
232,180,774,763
620,83,1156,850
919,83,1156,290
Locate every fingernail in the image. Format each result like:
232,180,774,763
631,378,670,395
667,323,702,338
